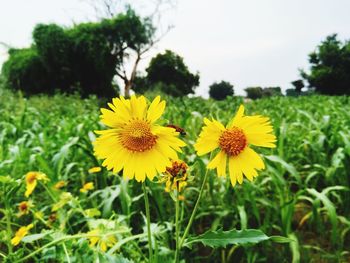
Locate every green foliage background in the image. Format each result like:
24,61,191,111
0,89,350,262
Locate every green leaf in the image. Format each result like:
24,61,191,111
184,229,291,248
22,231,53,243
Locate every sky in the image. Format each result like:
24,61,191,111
1,0,350,96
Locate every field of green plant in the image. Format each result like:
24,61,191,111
1,89,350,262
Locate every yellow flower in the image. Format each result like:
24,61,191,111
87,229,117,252
194,105,276,187
88,167,102,173
80,182,94,193
24,172,49,197
11,224,34,246
18,200,34,217
54,180,66,189
161,160,188,192
94,95,186,182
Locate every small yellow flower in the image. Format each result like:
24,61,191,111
24,172,49,197
18,200,34,217
80,182,94,193
11,224,34,246
88,167,102,173
93,95,186,182
87,228,117,252
161,160,188,192
54,180,66,189
194,105,276,187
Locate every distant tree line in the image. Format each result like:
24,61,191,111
1,8,155,97
1,13,349,99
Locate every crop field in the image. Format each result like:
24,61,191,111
0,89,350,262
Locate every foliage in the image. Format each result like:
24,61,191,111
0,90,350,262
245,86,263,99
1,8,153,97
1,48,49,94
184,229,290,248
291,79,304,93
208,80,234,100
145,50,200,97
245,86,282,99
301,34,350,95
262,87,282,97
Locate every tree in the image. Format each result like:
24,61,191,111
301,34,350,95
1,8,154,97
85,1,176,97
245,87,263,100
209,81,234,100
145,50,200,97
1,48,50,94
262,87,282,97
291,79,304,93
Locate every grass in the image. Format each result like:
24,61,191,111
0,88,350,262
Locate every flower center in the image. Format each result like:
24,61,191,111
19,202,28,211
120,120,157,152
219,126,247,156
166,161,187,177
26,173,37,184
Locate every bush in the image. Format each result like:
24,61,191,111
245,87,263,100
1,48,50,94
262,87,282,97
209,81,234,100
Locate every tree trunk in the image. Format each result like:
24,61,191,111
124,80,131,98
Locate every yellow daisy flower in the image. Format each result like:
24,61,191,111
161,160,188,192
194,105,276,186
94,95,186,182
54,180,66,189
11,224,34,246
18,200,34,217
24,172,49,197
80,182,94,193
88,167,102,173
87,229,117,252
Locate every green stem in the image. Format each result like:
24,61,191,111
62,243,71,263
41,182,57,202
174,188,180,263
142,181,153,262
178,152,214,248
5,201,13,255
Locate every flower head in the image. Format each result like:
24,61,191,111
11,224,34,246
54,180,66,190
24,172,49,197
194,105,276,186
88,167,102,174
87,228,117,252
161,160,188,192
18,200,34,217
80,182,94,193
94,95,186,182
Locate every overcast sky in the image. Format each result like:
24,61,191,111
1,0,350,96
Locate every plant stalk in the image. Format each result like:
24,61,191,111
174,186,180,263
143,181,153,262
